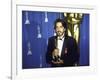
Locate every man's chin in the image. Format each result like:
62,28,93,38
57,35,62,37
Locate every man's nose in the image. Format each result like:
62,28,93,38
56,28,60,31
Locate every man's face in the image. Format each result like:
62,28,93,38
55,22,65,37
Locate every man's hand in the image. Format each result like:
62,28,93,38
52,48,59,57
52,60,64,64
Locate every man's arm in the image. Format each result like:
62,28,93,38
70,38,79,65
46,37,64,65
46,38,53,64
63,37,79,66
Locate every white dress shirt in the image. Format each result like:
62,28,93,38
57,35,65,57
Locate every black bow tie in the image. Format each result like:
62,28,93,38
57,36,64,40
58,38,63,40
58,38,62,40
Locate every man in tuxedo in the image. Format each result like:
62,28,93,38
46,18,79,67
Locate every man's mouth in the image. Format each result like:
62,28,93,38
57,31,61,34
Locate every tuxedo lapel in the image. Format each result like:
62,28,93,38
54,36,58,48
61,37,68,56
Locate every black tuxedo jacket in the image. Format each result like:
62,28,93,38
46,36,79,67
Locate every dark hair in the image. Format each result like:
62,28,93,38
54,18,67,29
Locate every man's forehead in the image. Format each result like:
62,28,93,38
56,22,63,26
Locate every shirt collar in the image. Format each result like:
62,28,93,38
57,34,65,41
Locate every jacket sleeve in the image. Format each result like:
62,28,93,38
71,38,79,64
46,38,53,64
63,37,79,66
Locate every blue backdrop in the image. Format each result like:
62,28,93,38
22,11,89,69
